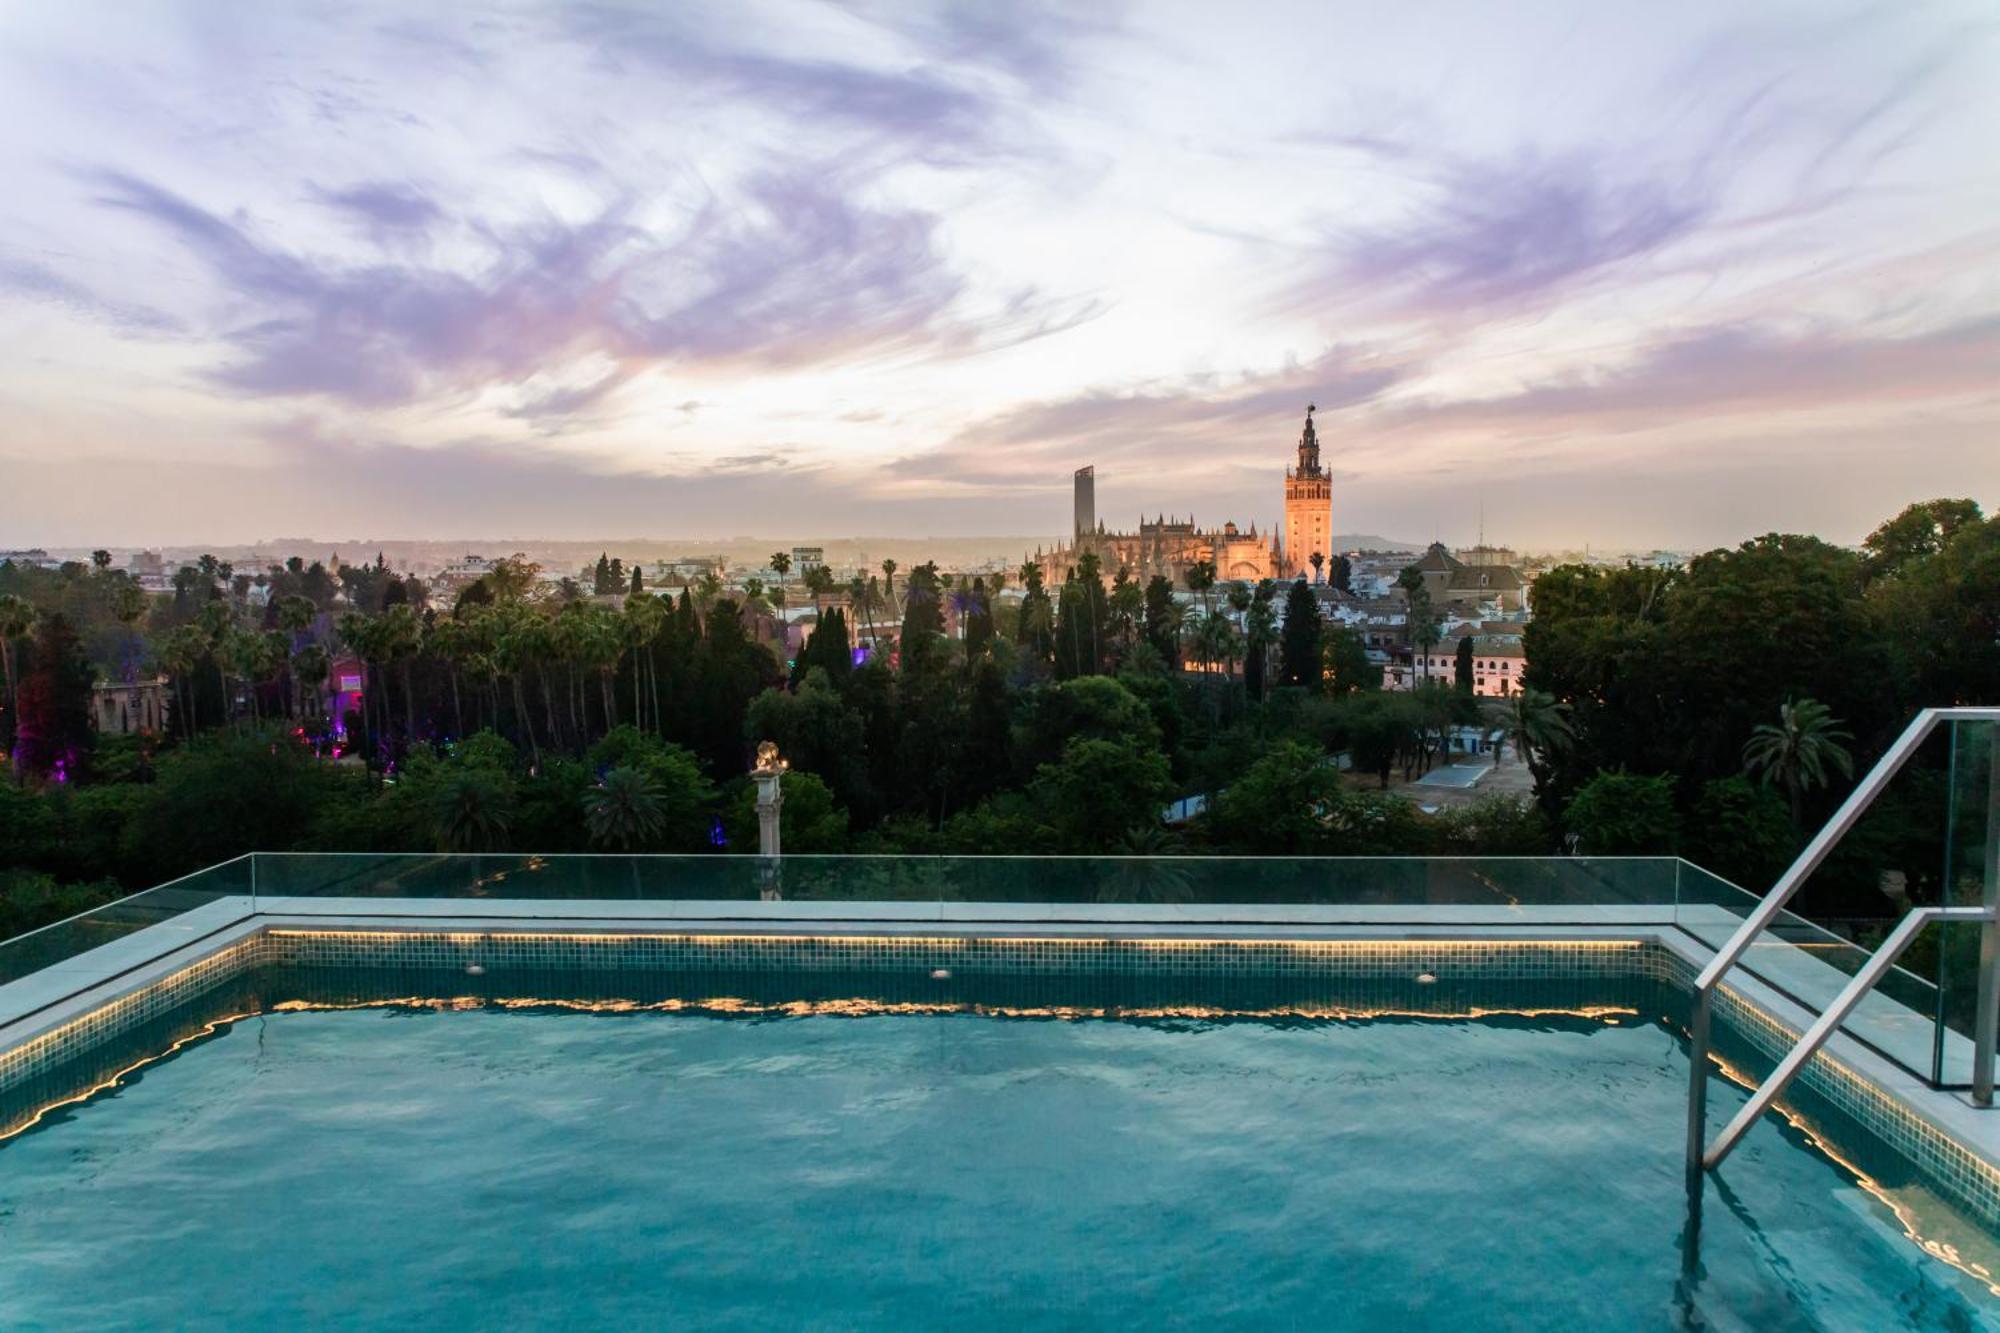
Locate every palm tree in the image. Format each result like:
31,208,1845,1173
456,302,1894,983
947,577,977,641
0,593,36,733
846,574,871,645
159,623,207,738
1309,551,1326,585
769,550,792,608
1409,586,1441,684
1214,609,1246,680
804,564,836,618
432,769,514,851
376,603,424,740
1099,825,1193,903
276,594,316,637
881,558,898,613
110,581,150,682
223,627,273,724
584,765,666,850
623,593,665,732
493,606,547,767
1500,688,1574,790
1186,559,1218,619
1743,697,1855,830
580,603,624,732
1244,583,1278,699
1192,608,1239,678
693,570,724,618
293,643,330,728
258,630,291,719
1107,569,1143,653
426,614,469,737
195,601,236,724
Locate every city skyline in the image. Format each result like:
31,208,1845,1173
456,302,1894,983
3,2,1997,549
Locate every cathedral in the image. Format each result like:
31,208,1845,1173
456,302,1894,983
1037,406,1334,587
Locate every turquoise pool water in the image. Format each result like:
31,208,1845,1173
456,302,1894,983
1,991,1995,1329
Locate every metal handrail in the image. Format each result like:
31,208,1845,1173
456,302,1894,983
1687,706,2000,1174
1703,905,1991,1169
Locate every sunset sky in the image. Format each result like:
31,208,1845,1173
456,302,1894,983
2,1,1996,549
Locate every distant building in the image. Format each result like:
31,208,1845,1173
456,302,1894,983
127,549,167,579
326,655,367,735
1405,542,1528,614
791,546,826,574
1282,405,1334,574
1387,630,1527,697
1317,587,1409,656
435,554,498,592
654,557,722,584
91,677,168,735
1038,407,1338,587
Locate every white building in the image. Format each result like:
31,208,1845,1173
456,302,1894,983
1387,632,1527,697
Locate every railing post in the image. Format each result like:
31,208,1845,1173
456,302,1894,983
1685,989,1712,1180
1975,725,2000,1105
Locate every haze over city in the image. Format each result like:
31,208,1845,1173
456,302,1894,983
2,1,1996,550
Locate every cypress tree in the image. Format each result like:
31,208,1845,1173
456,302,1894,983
1143,575,1179,665
792,606,853,688
1015,563,1055,663
1053,574,1095,679
1279,578,1322,689
963,577,994,660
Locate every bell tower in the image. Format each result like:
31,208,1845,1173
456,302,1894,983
1283,404,1333,579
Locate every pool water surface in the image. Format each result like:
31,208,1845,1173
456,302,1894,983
0,991,1994,1329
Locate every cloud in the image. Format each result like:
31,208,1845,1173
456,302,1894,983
557,6,1016,163
500,367,638,432
1277,16,1978,328
892,2,1122,96
0,255,183,335
1385,316,2000,436
315,182,443,233
83,165,1026,412
1315,151,1709,318
917,345,1410,493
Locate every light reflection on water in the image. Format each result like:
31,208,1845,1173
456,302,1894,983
0,977,1995,1330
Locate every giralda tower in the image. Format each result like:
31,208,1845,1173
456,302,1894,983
1283,404,1333,579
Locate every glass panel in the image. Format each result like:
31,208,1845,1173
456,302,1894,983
243,854,1682,911
249,852,766,901
0,858,253,986
1932,718,1999,1085
1675,859,1941,1081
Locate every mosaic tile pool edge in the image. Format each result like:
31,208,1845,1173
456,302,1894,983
265,929,1662,979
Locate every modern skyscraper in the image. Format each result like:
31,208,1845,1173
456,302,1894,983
1073,465,1096,540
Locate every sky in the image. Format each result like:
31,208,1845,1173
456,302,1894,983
0,0,1996,551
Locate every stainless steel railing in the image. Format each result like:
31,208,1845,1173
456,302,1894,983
1687,706,2000,1174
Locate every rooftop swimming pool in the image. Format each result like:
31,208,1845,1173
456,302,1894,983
2,942,1997,1329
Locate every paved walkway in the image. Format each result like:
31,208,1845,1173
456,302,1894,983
1348,750,1539,809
